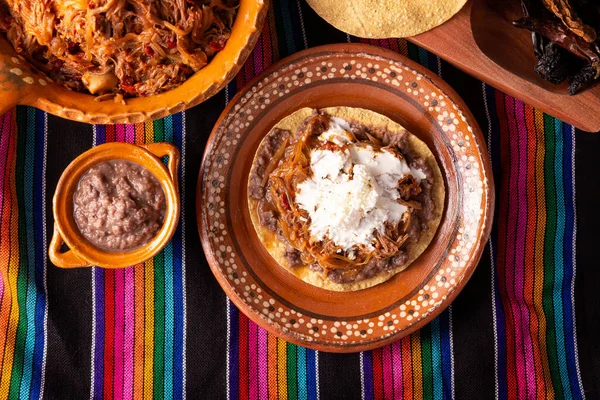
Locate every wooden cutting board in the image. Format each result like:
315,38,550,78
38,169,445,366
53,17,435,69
408,0,600,132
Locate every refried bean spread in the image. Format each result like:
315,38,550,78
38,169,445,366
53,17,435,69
249,111,436,284
73,160,166,251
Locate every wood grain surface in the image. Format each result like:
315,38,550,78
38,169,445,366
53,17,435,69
409,0,600,132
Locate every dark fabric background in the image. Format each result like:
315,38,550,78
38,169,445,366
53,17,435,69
10,2,600,398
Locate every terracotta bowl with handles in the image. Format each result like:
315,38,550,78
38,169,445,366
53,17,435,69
0,0,267,124
49,142,180,269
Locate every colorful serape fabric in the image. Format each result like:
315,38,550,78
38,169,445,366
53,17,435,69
0,0,598,399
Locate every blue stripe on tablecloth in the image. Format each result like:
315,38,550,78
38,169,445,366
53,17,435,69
17,107,37,399
172,112,185,400
440,311,453,399
306,349,317,400
92,126,107,400
276,0,299,56
29,109,47,400
560,123,583,399
362,351,374,400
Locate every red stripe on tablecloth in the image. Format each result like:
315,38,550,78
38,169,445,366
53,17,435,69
505,96,527,398
106,125,116,142
239,315,249,400
249,321,258,399
391,341,403,399
258,327,268,400
104,271,115,400
402,337,413,398
372,348,383,398
382,345,393,399
116,125,125,142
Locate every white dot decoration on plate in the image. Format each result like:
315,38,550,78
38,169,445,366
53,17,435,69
6,55,51,87
202,50,490,348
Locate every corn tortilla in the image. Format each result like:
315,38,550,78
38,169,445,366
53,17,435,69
248,107,445,291
306,0,468,39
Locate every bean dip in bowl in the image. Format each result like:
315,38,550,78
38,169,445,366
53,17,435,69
50,142,180,269
73,160,166,252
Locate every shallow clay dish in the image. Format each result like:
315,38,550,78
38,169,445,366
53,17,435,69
197,43,494,352
50,142,180,269
0,0,267,124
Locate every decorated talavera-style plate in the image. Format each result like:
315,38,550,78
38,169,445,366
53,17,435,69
197,43,494,352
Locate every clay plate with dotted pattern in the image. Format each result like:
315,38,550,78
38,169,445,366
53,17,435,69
197,43,494,352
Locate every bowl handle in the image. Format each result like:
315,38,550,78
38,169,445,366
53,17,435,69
141,143,180,191
48,223,91,268
0,49,29,115
0,69,23,116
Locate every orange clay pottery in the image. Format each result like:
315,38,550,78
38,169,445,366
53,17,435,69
50,142,180,269
197,44,494,352
0,0,267,124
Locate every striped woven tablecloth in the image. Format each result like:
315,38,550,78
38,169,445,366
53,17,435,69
0,1,599,399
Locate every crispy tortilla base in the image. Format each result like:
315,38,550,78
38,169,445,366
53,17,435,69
248,107,445,291
305,0,467,39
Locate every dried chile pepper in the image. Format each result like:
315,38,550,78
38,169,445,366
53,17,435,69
568,63,596,94
514,0,600,94
535,42,570,83
513,17,600,77
540,0,596,42
521,0,547,59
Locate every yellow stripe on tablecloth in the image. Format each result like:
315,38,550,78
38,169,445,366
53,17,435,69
143,258,154,400
0,129,21,397
411,333,423,399
277,338,288,400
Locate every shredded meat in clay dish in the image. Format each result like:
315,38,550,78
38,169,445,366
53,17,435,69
0,0,238,97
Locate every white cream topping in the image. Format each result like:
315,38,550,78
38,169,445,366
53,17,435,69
295,120,426,250
318,118,353,146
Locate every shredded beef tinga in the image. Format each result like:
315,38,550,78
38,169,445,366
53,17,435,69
0,0,238,97
248,107,445,291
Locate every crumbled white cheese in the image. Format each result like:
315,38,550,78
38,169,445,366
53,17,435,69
295,121,425,250
318,118,353,146
310,149,349,181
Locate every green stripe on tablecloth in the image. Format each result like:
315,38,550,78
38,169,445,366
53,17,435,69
9,107,33,399
542,113,562,399
287,342,298,400
407,42,420,65
421,324,433,400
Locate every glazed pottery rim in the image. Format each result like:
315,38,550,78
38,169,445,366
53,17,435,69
197,43,495,352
